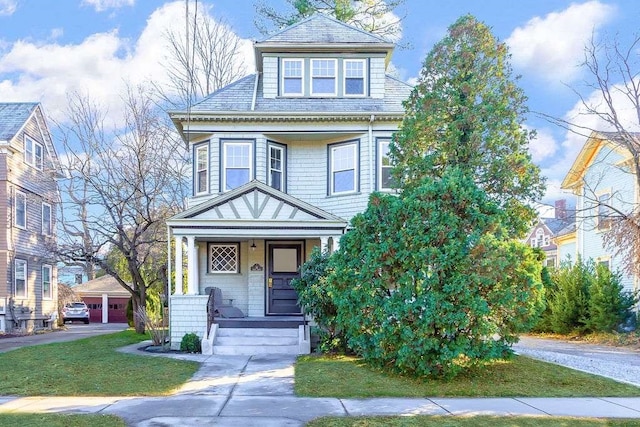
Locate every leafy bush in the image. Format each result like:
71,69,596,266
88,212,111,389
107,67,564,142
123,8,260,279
536,258,637,334
180,332,201,353
291,247,347,353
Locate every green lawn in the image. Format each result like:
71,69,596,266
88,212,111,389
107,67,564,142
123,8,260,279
295,355,640,398
0,330,199,396
0,413,125,427
307,416,640,427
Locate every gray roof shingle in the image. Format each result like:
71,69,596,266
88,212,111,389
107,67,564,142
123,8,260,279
188,74,412,115
259,13,391,45
0,102,38,141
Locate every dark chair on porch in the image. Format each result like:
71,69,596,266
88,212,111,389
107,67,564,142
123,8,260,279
205,287,245,318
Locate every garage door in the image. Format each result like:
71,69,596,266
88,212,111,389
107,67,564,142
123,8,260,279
83,297,102,323
107,298,129,323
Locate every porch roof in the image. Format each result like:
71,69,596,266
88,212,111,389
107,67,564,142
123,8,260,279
167,180,348,238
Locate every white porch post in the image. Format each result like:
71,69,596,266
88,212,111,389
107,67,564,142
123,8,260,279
333,235,341,251
320,237,329,252
174,236,183,295
186,236,199,295
101,293,108,323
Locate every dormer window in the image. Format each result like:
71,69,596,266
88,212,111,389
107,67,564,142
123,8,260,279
344,59,366,96
282,59,303,96
311,59,337,96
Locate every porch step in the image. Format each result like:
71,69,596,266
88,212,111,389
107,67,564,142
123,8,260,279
215,316,304,329
213,327,300,355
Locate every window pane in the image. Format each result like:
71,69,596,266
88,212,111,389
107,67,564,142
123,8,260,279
15,260,26,297
312,78,335,94
284,78,302,94
333,145,354,171
35,143,43,169
226,169,250,190
42,266,51,299
16,192,26,227
345,78,364,94
198,170,207,193
312,60,335,77
284,60,302,77
197,147,207,170
24,138,33,165
333,170,354,193
226,144,250,168
270,171,282,191
43,204,51,234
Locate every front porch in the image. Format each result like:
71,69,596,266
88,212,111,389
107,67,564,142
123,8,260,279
166,181,347,352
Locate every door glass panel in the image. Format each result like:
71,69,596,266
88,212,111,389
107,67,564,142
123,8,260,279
272,248,298,272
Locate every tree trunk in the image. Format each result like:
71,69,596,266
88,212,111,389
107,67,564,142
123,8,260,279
132,288,146,334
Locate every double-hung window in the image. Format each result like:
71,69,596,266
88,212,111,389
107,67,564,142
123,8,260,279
42,202,52,235
195,144,209,195
344,59,366,96
282,59,303,96
15,259,27,298
268,142,286,192
24,136,43,170
42,264,52,300
222,141,253,191
311,59,336,96
329,142,358,195
15,190,26,229
378,139,393,190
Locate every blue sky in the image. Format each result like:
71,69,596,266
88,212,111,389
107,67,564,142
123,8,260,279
1,0,638,208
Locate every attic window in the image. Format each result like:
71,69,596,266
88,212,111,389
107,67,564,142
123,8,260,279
282,59,303,96
24,135,43,170
311,59,336,96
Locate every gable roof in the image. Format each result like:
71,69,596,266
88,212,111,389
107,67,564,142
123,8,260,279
562,131,637,191
0,102,38,141
171,180,345,222
73,275,131,297
259,13,392,45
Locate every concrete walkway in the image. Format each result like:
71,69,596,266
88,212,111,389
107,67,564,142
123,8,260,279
1,342,640,426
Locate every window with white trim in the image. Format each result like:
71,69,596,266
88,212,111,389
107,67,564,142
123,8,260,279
329,142,358,195
24,135,43,170
311,59,337,95
268,143,286,192
15,190,26,229
536,229,544,247
42,264,52,300
597,193,612,230
209,243,239,273
378,139,393,190
344,59,366,96
222,141,253,191
15,259,27,298
42,202,52,235
195,144,209,195
282,58,303,96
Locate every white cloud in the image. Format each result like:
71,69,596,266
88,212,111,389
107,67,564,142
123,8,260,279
81,0,134,12
528,126,558,163
0,0,16,16
0,1,253,124
506,1,616,84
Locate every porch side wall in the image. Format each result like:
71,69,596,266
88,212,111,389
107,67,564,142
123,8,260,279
169,295,208,350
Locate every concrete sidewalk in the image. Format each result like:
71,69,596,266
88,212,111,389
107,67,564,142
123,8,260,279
1,344,639,426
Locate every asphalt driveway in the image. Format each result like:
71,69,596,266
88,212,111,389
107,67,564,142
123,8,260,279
0,323,128,353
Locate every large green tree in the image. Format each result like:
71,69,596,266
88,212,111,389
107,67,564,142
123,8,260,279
390,14,544,236
300,15,546,378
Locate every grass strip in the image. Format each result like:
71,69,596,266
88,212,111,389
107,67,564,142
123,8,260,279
0,413,125,427
296,355,640,398
307,416,640,427
0,330,199,396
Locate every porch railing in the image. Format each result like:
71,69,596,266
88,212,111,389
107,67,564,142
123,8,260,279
206,288,216,337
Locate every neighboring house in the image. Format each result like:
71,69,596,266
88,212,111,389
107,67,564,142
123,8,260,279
73,275,130,323
0,102,61,333
166,14,412,351
526,199,575,268
561,130,639,293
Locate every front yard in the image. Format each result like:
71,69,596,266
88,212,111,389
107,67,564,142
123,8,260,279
0,330,199,396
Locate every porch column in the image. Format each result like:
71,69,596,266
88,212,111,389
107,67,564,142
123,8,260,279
320,237,329,252
174,236,183,295
333,235,341,251
186,236,199,295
